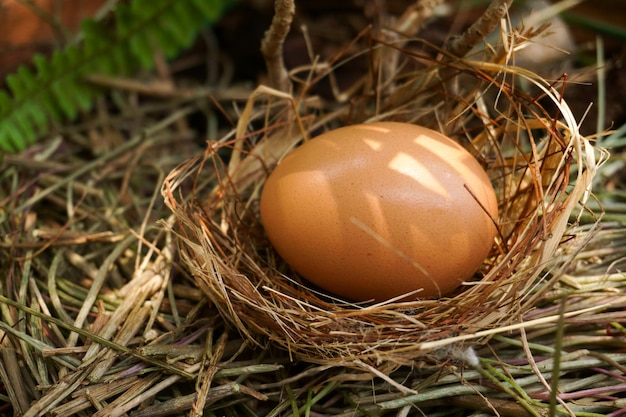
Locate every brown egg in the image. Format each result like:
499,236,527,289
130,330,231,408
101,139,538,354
260,122,498,302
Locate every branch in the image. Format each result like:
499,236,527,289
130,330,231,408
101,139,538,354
261,0,295,93
445,0,514,59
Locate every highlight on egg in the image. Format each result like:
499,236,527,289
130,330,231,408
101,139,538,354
259,122,499,302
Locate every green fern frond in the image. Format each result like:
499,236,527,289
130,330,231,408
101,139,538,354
0,0,237,154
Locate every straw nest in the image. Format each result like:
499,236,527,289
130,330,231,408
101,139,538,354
162,13,599,367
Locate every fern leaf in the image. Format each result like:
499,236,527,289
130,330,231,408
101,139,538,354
0,0,238,155
193,0,231,21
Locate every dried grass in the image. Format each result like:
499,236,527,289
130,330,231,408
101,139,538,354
3,1,626,416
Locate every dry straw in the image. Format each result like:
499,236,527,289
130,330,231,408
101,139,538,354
163,0,600,367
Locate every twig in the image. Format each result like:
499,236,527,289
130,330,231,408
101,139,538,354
445,0,514,59
261,0,295,92
192,331,228,416
377,0,445,94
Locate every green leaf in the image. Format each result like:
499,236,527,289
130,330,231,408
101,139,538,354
130,32,156,68
2,121,24,153
0,0,238,155
193,0,226,21
6,74,26,99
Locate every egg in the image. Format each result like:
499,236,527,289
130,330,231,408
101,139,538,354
259,122,498,302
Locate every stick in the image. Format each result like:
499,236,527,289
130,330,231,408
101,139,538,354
445,0,514,59
261,0,295,92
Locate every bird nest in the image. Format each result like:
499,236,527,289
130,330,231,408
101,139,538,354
162,26,598,366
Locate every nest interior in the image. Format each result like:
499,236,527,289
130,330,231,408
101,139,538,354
163,19,599,365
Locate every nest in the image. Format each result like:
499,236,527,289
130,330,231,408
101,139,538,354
162,20,599,366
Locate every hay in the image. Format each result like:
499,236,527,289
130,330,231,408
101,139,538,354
162,12,600,367
5,1,626,416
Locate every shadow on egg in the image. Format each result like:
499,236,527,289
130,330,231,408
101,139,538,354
260,122,498,302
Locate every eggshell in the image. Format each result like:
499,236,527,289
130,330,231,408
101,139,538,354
259,122,498,302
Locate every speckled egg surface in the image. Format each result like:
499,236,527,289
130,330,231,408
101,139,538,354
260,122,498,301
